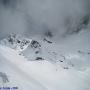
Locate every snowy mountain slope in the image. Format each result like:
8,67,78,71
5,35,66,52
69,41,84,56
21,30,90,70
0,45,47,90
0,0,90,89
1,30,90,70
0,29,90,90
0,42,90,90
0,33,76,69
0,33,32,52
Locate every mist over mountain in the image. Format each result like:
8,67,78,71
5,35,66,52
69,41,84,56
0,0,90,40
0,0,90,90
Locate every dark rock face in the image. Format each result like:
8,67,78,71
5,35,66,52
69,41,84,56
19,39,30,50
1,33,31,51
35,57,44,60
43,38,52,44
30,40,41,49
7,33,16,44
1,33,43,53
7,34,30,46
35,51,39,54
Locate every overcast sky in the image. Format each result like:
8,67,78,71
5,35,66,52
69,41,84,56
0,0,90,39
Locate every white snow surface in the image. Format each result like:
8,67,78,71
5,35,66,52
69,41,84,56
0,44,90,90
0,30,90,90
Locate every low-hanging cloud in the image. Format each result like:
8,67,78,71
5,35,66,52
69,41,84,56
0,0,90,39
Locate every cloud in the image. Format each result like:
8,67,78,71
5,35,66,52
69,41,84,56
0,0,90,39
